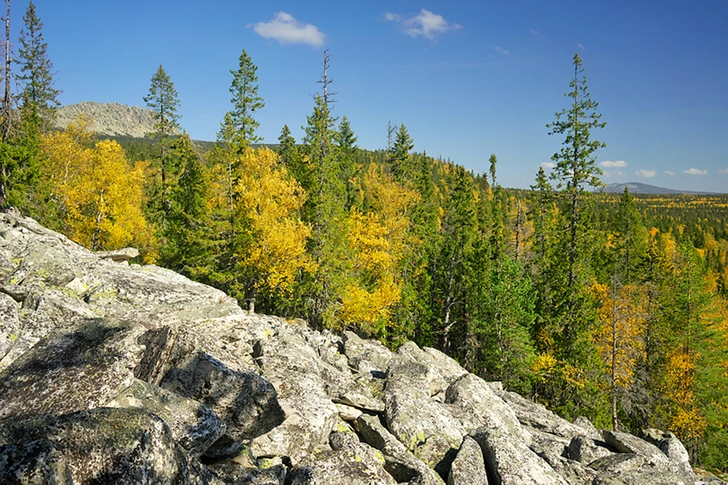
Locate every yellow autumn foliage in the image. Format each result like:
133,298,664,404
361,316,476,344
336,163,419,332
661,349,706,442
235,147,315,294
41,118,153,254
592,281,647,388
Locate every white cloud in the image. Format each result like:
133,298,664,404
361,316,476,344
540,162,556,169
253,12,326,47
495,46,510,56
530,28,544,39
635,169,656,178
602,170,625,177
577,42,585,50
718,168,728,175
599,160,627,168
664,171,675,176
384,9,462,40
684,168,708,175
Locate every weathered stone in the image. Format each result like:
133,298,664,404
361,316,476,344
158,350,285,443
95,247,140,262
355,413,445,485
0,292,20,367
106,378,226,457
342,330,392,377
491,386,595,441
445,374,525,440
0,407,220,484
0,318,145,420
336,403,363,422
602,430,670,468
565,436,612,465
384,355,465,468
247,330,339,462
209,462,285,484
448,435,488,485
470,426,568,485
285,431,397,485
639,429,694,484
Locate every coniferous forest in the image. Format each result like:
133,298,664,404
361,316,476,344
3,1,728,475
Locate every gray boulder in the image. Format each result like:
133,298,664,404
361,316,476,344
106,378,226,458
0,318,145,420
0,407,221,484
286,431,397,485
384,354,465,468
448,435,488,485
355,413,445,485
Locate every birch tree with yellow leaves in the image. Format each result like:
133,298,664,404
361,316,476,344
234,147,314,313
40,117,152,253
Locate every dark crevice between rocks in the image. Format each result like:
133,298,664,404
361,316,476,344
434,446,458,482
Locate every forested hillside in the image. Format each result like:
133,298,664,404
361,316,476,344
2,2,727,475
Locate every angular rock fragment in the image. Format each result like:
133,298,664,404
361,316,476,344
0,407,220,484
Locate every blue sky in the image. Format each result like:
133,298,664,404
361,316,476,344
23,0,728,192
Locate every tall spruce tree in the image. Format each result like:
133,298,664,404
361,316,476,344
389,123,414,183
226,49,264,150
143,65,181,229
16,0,58,132
541,52,607,420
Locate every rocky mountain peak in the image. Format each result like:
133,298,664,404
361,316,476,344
0,208,716,484
54,101,157,138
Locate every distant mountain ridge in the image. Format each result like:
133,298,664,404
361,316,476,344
55,101,156,138
601,182,718,195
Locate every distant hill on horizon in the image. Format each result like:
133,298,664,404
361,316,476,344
601,182,720,195
55,101,156,138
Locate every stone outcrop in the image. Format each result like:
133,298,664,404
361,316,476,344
0,209,707,484
54,101,158,138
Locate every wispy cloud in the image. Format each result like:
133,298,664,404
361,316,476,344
576,42,585,50
636,169,656,178
602,170,625,178
384,9,462,40
495,46,510,56
664,171,675,176
684,168,708,175
599,160,627,168
530,28,545,39
253,12,325,47
718,168,728,175
540,161,556,169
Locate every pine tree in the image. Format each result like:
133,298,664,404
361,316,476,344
435,166,477,354
16,0,59,133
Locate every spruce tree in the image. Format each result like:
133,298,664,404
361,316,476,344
540,53,608,420
389,123,414,183
162,133,209,275
16,0,59,133
226,49,264,150
335,116,359,210
143,65,181,228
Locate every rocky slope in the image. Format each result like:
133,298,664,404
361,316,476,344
54,101,157,137
0,208,719,484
